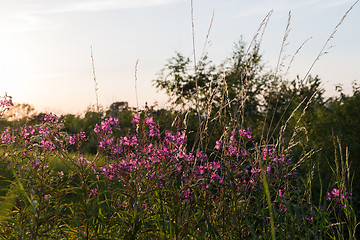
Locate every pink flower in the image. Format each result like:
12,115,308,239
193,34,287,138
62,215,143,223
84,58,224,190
89,188,98,196
1,128,15,144
69,135,76,144
40,140,55,150
327,192,332,201
131,114,140,125
278,189,283,196
215,140,222,150
331,188,339,197
146,117,155,128
94,124,100,133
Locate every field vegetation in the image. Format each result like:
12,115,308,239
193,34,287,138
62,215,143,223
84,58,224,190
1,3,360,239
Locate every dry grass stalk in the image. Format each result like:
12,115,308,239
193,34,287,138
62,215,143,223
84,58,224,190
302,0,359,84
134,60,139,109
90,46,100,112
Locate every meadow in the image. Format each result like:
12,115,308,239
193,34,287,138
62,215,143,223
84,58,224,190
0,104,357,239
1,3,360,239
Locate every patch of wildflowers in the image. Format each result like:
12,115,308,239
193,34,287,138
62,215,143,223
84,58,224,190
40,140,55,150
0,93,13,117
327,188,352,201
1,128,16,144
69,132,88,145
23,125,35,141
43,113,59,123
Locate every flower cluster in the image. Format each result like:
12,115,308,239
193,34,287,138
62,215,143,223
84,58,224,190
327,188,352,201
216,129,253,157
94,114,223,197
1,127,16,144
0,93,13,117
69,132,88,145
94,117,118,134
1,107,355,239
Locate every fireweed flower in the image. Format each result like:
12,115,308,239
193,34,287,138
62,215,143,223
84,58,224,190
89,188,98,196
1,128,15,144
131,114,140,126
40,140,55,150
149,127,160,137
39,126,51,137
327,188,352,201
23,126,35,141
43,113,59,123
120,201,128,208
180,189,193,203
215,140,222,150
69,132,88,145
0,98,13,107
95,117,119,135
0,94,13,117
69,135,76,144
331,188,340,197
239,127,252,139
94,124,100,133
146,116,155,128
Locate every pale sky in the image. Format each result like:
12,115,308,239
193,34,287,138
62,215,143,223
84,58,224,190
1,0,359,114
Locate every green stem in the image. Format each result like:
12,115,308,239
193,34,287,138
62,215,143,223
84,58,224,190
258,155,276,240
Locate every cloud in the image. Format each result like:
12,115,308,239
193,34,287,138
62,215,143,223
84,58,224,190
67,0,182,12
0,0,183,34
29,0,183,14
231,0,352,18
0,14,49,34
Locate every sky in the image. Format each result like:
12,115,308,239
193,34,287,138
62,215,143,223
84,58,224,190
1,0,359,115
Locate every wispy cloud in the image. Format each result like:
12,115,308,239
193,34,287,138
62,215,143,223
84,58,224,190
54,0,183,12
232,0,352,18
0,0,182,34
0,14,49,34
25,0,183,14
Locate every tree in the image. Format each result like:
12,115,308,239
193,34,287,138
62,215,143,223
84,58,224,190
154,52,218,109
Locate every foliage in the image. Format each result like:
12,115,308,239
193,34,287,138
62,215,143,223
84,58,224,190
0,109,357,239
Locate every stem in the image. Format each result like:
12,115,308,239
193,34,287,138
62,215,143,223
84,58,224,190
257,150,276,240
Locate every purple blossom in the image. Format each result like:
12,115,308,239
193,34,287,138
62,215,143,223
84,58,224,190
227,146,239,156
39,126,50,137
89,188,98,196
40,140,55,150
146,117,155,128
1,128,15,144
0,97,13,107
331,188,339,197
69,135,76,144
149,128,160,137
23,126,35,140
239,128,252,139
120,201,128,208
43,113,59,123
94,124,100,133
215,140,222,150
131,114,140,126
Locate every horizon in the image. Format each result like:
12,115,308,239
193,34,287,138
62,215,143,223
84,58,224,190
1,0,359,115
